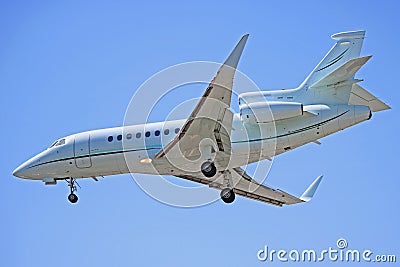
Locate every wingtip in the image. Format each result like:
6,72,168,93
223,34,249,68
241,34,250,43
239,34,250,45
300,175,323,202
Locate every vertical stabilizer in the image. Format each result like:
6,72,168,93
301,31,366,88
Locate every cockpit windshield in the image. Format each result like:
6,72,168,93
49,138,65,148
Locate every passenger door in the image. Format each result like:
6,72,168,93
74,133,92,168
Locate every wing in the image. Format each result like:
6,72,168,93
154,35,249,169
175,167,323,207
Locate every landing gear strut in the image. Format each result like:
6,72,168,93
67,178,78,204
220,188,235,204
201,161,217,177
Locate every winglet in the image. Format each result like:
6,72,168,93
224,34,249,69
300,175,323,202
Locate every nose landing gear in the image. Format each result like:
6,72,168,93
68,192,78,203
67,178,79,204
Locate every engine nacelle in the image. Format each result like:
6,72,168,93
240,101,303,124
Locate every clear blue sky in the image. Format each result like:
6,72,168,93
1,1,399,266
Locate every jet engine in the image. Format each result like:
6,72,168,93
240,101,303,124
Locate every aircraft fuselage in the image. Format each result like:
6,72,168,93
13,103,371,182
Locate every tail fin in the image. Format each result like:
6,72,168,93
301,30,366,88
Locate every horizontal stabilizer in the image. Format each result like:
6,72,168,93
349,84,391,112
311,56,371,88
300,175,323,202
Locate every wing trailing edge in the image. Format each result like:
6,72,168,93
154,35,249,160
175,169,324,207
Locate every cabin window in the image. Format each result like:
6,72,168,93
145,131,151,137
164,129,169,135
126,133,132,140
108,136,113,142
136,132,141,138
117,134,122,141
175,128,180,134
155,130,160,136
277,96,283,99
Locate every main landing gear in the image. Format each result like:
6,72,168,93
67,178,79,204
220,188,235,204
201,160,217,178
200,161,236,204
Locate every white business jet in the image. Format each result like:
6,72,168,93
13,31,389,205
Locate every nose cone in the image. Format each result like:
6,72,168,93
13,155,40,179
14,150,52,179
13,162,30,178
